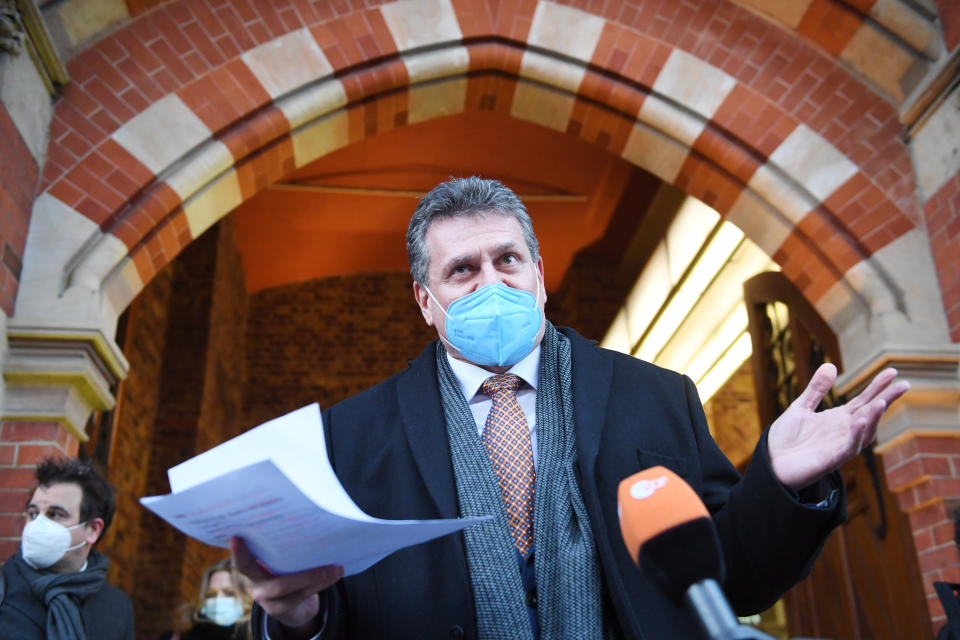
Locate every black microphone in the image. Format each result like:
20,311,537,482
617,467,779,640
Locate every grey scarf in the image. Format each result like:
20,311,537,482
14,546,109,640
437,322,604,639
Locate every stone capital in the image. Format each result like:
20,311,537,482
2,325,129,440
836,344,960,447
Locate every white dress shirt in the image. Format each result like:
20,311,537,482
446,345,541,465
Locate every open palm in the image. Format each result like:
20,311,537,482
767,363,909,491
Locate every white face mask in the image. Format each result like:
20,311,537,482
201,596,244,626
21,514,87,570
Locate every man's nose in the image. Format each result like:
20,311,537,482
476,262,500,288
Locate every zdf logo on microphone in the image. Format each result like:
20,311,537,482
629,475,668,499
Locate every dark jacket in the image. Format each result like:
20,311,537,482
255,328,844,639
0,551,134,640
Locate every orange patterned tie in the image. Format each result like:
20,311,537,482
481,374,535,555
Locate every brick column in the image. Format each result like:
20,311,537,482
0,420,78,559
850,350,960,637
882,432,960,636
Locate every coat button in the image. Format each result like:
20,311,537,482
449,625,465,639
526,588,538,608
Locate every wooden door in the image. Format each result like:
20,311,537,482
744,272,930,640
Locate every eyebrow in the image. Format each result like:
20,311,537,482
441,242,524,272
26,502,71,517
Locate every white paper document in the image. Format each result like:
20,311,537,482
140,404,489,575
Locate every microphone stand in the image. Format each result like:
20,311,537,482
684,579,778,640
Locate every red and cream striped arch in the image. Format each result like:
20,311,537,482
24,0,928,348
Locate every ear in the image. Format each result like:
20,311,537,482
536,257,547,305
83,518,105,545
412,282,436,327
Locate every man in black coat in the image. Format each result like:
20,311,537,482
0,456,134,640
235,177,909,639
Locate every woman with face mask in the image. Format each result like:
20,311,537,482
157,559,253,640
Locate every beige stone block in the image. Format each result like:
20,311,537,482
408,78,467,123
768,124,858,202
727,189,793,256
0,49,53,164
165,141,234,202
242,28,334,99
182,169,243,240
527,1,605,62
870,0,940,57
380,0,462,50
291,110,350,168
653,49,736,120
745,163,817,226
103,258,144,324
638,93,707,147
14,194,121,336
840,26,915,103
57,0,128,47
510,82,574,132
277,79,347,131
816,228,951,371
734,0,813,28
620,122,688,183
910,85,960,200
520,50,587,94
404,46,469,83
111,94,211,176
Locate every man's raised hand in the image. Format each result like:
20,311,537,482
767,363,909,491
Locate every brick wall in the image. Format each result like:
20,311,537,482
104,219,248,638
244,271,436,425
924,170,960,341
703,360,762,469
0,102,37,316
936,0,960,51
0,422,77,560
881,432,960,636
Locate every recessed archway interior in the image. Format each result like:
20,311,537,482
229,109,775,402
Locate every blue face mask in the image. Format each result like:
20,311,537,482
201,596,244,626
425,275,542,367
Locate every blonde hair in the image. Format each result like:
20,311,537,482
190,558,254,639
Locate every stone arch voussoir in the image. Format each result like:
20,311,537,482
24,0,942,362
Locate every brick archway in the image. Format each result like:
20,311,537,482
21,0,931,357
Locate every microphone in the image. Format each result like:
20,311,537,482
617,467,778,640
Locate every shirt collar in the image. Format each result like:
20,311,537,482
446,345,541,401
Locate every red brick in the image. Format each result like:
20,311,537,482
1,422,65,442
0,514,25,538
0,467,38,490
15,444,69,465
918,435,960,456
920,543,960,574
911,499,950,531
0,489,30,513
0,539,18,559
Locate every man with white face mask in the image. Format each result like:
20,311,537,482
236,177,910,640
0,456,134,640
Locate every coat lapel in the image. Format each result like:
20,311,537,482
396,342,461,519
561,327,613,477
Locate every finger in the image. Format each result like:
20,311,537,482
795,362,838,411
847,368,898,411
255,564,344,602
230,536,273,581
874,379,910,409
851,398,885,452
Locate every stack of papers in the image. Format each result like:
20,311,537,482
140,404,488,575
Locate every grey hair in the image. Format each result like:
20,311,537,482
406,177,540,285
